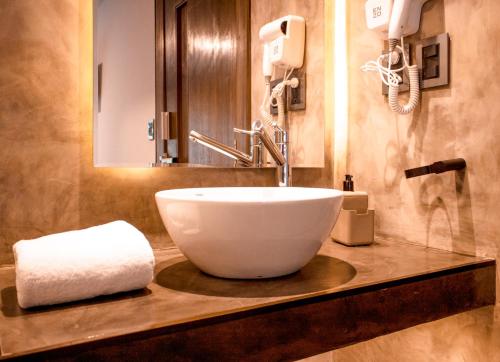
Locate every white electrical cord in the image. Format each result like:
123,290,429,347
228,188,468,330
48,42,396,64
361,37,420,114
259,67,296,129
260,76,274,127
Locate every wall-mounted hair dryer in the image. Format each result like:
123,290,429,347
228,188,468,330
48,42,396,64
258,15,305,130
366,0,429,41
362,0,430,115
259,15,305,76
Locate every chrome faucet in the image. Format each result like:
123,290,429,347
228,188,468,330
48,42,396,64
189,120,291,186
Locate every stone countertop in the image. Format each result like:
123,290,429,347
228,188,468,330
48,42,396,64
0,239,494,359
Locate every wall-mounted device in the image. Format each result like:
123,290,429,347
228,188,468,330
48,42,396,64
365,0,428,40
259,15,305,76
258,15,305,131
361,0,431,115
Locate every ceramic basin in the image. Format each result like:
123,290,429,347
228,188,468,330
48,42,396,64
155,187,343,279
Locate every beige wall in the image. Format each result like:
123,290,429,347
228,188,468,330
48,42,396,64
0,0,333,265
251,0,325,167
346,0,500,298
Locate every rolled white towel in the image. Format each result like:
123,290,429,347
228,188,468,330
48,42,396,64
13,221,155,308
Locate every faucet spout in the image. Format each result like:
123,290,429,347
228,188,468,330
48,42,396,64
189,131,253,166
189,120,291,186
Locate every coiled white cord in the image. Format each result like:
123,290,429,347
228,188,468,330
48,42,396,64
389,64,419,114
361,37,420,115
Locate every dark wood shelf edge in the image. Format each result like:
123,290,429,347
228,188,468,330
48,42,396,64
3,260,496,361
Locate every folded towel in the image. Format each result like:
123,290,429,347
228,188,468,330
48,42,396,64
13,221,155,308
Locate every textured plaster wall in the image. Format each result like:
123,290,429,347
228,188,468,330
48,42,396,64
300,1,500,360
251,0,325,167
346,0,500,299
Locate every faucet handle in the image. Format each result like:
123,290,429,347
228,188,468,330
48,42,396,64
234,120,268,135
233,127,254,136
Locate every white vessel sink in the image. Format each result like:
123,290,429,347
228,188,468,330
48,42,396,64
155,187,343,279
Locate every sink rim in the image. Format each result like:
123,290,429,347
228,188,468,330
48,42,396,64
155,186,343,204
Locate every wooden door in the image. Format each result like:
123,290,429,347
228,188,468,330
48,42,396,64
163,0,250,166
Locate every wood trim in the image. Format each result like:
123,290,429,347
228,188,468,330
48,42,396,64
175,1,188,162
6,262,495,361
154,0,166,165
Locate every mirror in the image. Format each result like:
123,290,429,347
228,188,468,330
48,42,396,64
93,0,325,168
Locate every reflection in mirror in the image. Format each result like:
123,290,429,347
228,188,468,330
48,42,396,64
93,0,325,168
162,0,251,167
93,0,156,167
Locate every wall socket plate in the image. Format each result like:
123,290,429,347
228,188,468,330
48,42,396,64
269,70,306,115
416,33,450,90
287,69,306,111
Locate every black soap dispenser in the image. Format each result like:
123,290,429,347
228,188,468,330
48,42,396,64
343,174,354,191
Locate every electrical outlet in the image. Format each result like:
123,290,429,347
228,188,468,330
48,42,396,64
287,70,306,111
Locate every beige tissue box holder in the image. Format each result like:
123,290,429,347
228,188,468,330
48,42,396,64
331,208,374,246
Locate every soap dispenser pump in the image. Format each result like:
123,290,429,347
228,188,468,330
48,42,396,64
343,174,354,191
331,175,375,246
